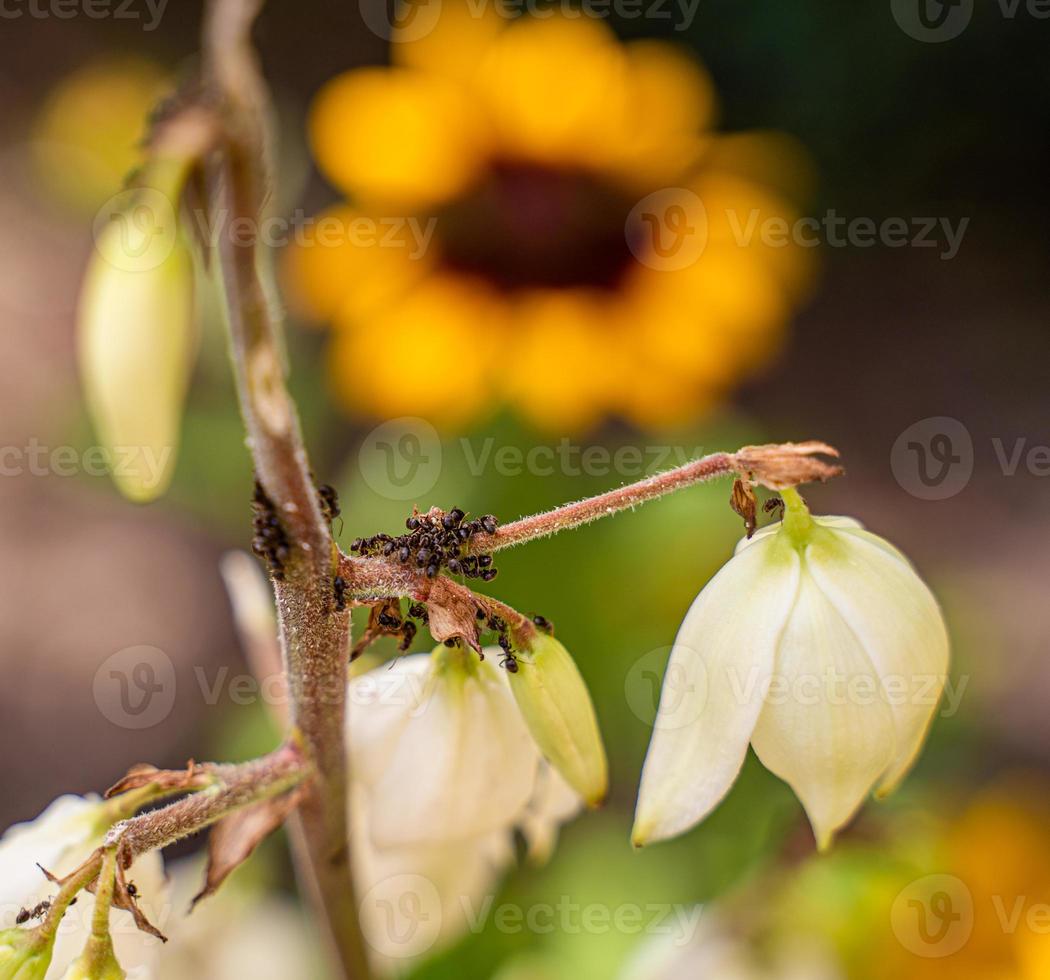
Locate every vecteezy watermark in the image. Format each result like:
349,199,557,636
191,662,431,713
626,193,970,270
891,0,974,42
93,190,437,273
359,873,705,959
625,647,967,729
892,0,1050,42
185,208,437,260
892,417,1050,500
626,188,708,271
724,209,970,261
891,417,974,500
624,646,708,730
460,896,704,941
359,0,703,42
0,0,168,31
356,420,715,501
359,417,444,501
93,645,177,730
892,874,974,956
460,438,709,479
892,871,1050,958
0,439,172,488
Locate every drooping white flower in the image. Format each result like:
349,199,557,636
350,787,513,972
348,647,541,848
347,646,587,972
633,489,949,850
0,797,168,980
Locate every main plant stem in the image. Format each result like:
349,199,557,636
202,1,369,976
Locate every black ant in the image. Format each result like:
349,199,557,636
126,882,139,899
16,900,51,925
763,496,785,520
333,575,348,612
318,483,344,536
532,615,553,634
500,652,519,673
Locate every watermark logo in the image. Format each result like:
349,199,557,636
359,874,443,958
92,188,177,273
891,417,974,500
93,645,176,729
626,188,708,272
892,874,973,957
625,646,708,729
359,417,443,501
0,0,169,30
359,0,443,42
891,0,973,42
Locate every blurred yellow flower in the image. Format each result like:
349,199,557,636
287,6,813,431
32,59,169,215
868,778,1050,980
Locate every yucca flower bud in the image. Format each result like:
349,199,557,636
507,633,608,807
633,488,949,850
0,929,52,980
59,937,125,980
78,163,197,503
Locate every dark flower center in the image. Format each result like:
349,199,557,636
433,161,636,292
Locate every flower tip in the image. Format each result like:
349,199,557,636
585,785,608,810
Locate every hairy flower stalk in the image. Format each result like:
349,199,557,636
633,488,950,850
61,849,125,980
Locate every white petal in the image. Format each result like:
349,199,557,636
346,654,433,788
0,796,100,915
365,655,539,847
351,789,513,973
805,527,950,796
518,763,583,865
750,566,897,850
632,536,801,845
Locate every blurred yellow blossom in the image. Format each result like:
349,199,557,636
32,59,169,215
286,6,813,431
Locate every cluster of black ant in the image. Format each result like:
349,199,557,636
469,609,554,672
251,480,290,580
349,507,500,581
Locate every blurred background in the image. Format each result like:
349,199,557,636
1,0,1048,977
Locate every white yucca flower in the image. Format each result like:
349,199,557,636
347,646,585,971
0,796,168,980
633,489,949,850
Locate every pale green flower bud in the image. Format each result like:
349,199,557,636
78,166,197,503
60,936,125,980
0,929,52,980
633,488,949,851
508,633,608,807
